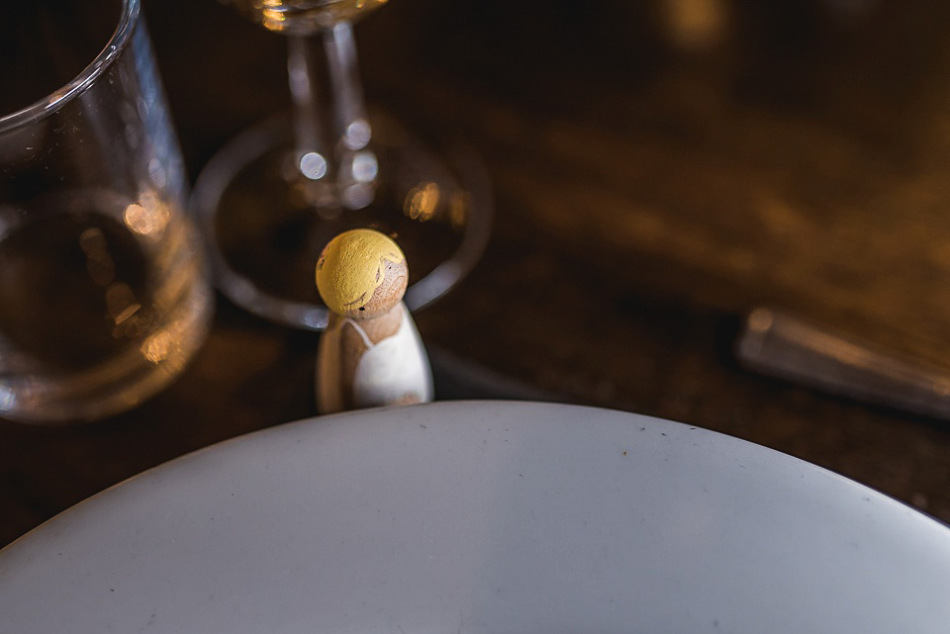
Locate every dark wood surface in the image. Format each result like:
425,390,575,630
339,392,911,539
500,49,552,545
4,0,950,548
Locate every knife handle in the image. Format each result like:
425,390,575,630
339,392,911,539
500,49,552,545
735,308,950,420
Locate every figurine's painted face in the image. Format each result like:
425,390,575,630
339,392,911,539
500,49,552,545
316,229,408,319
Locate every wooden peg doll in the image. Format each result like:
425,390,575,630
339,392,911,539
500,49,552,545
315,229,433,414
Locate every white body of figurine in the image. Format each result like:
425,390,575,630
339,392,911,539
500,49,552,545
315,229,433,414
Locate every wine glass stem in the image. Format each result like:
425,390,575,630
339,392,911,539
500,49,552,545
287,22,371,204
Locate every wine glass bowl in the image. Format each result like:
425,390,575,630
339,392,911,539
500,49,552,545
220,0,388,34
197,0,491,329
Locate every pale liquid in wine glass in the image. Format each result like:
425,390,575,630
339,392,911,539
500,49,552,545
220,0,388,32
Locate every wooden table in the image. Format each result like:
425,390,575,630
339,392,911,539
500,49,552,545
3,0,950,548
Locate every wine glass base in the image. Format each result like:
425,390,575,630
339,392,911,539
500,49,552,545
191,110,492,330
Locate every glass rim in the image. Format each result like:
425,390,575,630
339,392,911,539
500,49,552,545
0,0,140,133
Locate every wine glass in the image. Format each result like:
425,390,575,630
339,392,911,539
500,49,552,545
193,0,492,330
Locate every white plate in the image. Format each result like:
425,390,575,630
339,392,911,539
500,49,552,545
2,401,949,633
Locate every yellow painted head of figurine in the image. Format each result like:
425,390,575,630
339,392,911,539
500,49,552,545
315,229,408,319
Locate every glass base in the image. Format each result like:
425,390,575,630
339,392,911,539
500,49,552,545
191,110,492,330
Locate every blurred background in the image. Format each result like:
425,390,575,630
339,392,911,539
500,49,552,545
153,0,950,355
3,0,950,544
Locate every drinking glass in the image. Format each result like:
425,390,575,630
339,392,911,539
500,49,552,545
0,0,213,423
193,0,492,329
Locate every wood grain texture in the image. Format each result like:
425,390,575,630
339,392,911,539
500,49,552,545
2,0,950,547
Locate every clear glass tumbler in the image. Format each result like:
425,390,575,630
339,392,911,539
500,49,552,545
0,0,212,424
